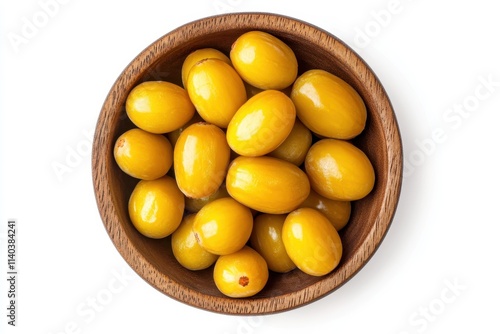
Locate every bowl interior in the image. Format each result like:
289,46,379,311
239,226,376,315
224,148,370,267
92,13,402,314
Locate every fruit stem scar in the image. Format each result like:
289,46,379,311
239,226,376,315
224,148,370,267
116,138,125,148
239,276,249,287
196,58,210,66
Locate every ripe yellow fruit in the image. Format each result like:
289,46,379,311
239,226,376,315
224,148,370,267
305,139,375,201
291,69,367,139
193,197,253,255
213,246,269,298
113,128,172,180
186,58,247,128
299,189,351,231
181,48,231,88
226,90,296,157
128,176,185,239
282,208,343,276
173,122,230,199
268,119,312,166
250,214,296,273
125,81,195,134
171,214,218,270
230,30,298,90
226,156,310,214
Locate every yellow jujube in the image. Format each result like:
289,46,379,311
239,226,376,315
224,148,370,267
128,176,185,239
305,139,375,201
282,208,343,276
125,81,195,134
226,156,310,214
174,122,230,199
291,69,367,139
186,58,247,128
226,90,296,157
192,197,253,256
230,30,298,90
113,128,173,180
213,246,269,298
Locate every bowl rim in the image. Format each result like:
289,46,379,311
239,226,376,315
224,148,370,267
92,12,403,315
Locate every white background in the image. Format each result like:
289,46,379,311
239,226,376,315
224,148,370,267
1,0,499,333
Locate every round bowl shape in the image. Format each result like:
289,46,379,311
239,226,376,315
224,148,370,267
92,13,403,315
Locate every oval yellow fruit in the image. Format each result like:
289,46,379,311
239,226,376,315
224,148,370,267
113,128,172,180
181,48,231,88
291,69,367,139
171,214,218,270
193,197,253,255
268,119,312,166
250,214,296,273
305,139,375,201
128,176,185,239
125,81,195,134
186,58,247,128
226,156,310,214
213,246,269,298
299,189,351,231
230,30,298,90
226,90,296,157
174,122,230,199
282,208,343,276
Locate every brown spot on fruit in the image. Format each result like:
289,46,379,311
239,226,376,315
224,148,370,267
116,138,125,149
239,276,249,287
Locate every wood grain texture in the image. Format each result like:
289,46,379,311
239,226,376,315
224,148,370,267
92,13,403,315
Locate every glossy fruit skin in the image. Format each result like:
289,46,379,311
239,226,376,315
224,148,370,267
193,197,253,255
181,48,231,88
184,183,229,213
305,139,375,201
128,176,185,239
171,214,218,270
173,122,230,199
226,156,310,214
226,90,296,157
268,119,312,166
186,58,247,128
250,214,296,273
282,208,343,276
213,246,269,298
114,128,173,180
230,30,298,90
291,69,367,139
125,81,195,134
300,189,351,231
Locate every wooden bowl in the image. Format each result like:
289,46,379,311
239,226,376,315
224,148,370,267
92,12,403,314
